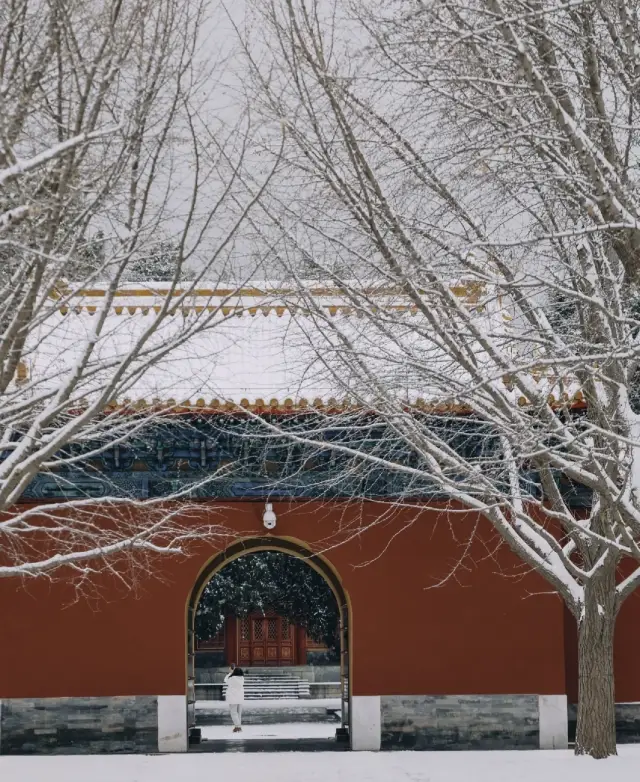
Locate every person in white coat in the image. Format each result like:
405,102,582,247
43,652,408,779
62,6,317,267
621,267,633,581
224,664,245,732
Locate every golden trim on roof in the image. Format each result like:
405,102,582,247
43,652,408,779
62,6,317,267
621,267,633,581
89,389,586,415
15,361,29,384
56,304,427,316
49,279,489,315
98,397,473,414
71,281,484,299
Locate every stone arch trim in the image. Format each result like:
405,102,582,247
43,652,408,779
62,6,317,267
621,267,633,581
184,535,352,748
187,536,350,615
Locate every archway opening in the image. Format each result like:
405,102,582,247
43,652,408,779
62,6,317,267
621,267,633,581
186,537,351,751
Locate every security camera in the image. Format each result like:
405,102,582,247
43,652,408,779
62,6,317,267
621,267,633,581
263,502,277,530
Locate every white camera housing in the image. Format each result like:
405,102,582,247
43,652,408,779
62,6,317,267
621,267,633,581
263,502,277,530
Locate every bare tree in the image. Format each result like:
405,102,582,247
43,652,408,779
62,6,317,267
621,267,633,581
0,1,275,580
240,0,640,757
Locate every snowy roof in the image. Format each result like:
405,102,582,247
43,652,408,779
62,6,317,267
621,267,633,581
21,282,584,412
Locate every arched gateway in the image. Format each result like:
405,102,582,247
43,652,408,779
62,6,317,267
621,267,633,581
185,537,351,747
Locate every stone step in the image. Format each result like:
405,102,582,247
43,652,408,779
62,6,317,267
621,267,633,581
215,692,305,700
244,673,298,679
224,673,311,700
231,690,310,700
196,704,341,726
240,673,304,680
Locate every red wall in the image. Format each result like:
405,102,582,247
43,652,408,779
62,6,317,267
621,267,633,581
0,500,633,700
615,589,640,702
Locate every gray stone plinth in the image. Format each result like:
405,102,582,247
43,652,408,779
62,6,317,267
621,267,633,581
196,702,340,725
381,694,539,750
194,683,224,701
0,696,157,755
568,702,640,744
310,683,341,699
616,703,640,744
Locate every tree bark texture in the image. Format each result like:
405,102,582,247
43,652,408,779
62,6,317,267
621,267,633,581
575,568,617,758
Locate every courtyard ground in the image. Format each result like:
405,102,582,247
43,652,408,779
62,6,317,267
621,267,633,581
195,697,340,745
2,746,640,782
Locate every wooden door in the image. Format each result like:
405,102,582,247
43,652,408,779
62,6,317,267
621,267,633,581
268,616,295,665
238,614,296,666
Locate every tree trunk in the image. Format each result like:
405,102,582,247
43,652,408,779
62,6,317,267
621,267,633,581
575,569,617,758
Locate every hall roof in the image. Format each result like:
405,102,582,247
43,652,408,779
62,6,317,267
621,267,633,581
21,281,584,413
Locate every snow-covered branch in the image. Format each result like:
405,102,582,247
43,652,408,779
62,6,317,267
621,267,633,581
0,0,276,581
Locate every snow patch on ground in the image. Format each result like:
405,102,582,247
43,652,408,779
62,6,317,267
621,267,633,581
201,722,336,740
3,747,640,782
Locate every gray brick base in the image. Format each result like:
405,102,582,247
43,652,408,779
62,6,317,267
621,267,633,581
567,702,640,744
616,703,640,743
381,695,539,750
0,696,157,755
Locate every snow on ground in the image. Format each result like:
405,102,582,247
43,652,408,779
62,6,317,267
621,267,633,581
201,722,336,740
196,698,340,711
3,747,640,782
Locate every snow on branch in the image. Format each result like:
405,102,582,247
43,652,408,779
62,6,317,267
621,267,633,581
0,127,120,188
0,0,279,581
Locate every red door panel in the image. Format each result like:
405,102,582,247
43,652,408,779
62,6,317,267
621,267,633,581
238,614,297,666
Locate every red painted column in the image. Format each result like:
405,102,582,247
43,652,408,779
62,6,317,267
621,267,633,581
296,626,307,666
225,615,237,666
